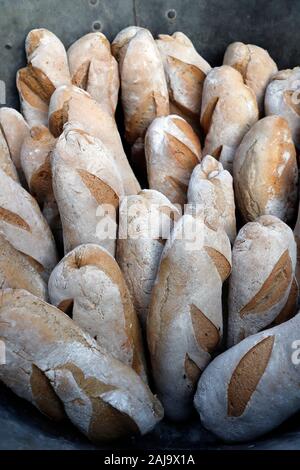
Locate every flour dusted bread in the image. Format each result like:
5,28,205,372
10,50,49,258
200,65,258,171
187,155,236,243
67,32,119,115
265,67,300,147
0,168,57,279
0,126,19,183
51,123,124,256
0,289,163,442
233,116,298,224
156,32,211,129
147,214,231,421
194,313,300,442
48,85,140,195
145,115,201,206
228,215,297,347
17,29,71,126
49,243,147,381
223,42,277,113
112,26,169,165
117,189,180,328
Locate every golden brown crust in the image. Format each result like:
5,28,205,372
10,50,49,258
190,304,220,353
77,169,119,208
204,246,231,282
30,364,65,420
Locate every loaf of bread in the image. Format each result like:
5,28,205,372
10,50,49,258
51,123,124,256
0,289,163,442
265,67,300,148
0,124,20,183
156,32,211,130
223,42,277,114
200,65,258,171
0,168,57,279
0,107,29,182
67,32,119,115
112,26,169,166
194,313,300,442
17,28,71,127
0,234,47,299
187,155,236,243
20,125,60,238
145,115,201,206
117,189,180,328
147,214,231,421
228,215,297,346
48,85,140,195
233,115,298,224
48,243,147,381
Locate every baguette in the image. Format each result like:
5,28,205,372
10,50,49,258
48,85,140,195
233,115,298,224
0,288,163,442
194,313,300,442
51,123,124,256
17,29,71,127
147,214,231,421
67,32,119,115
265,67,300,148
187,155,236,243
156,32,211,130
145,115,201,206
228,215,297,346
200,65,258,171
223,42,277,114
117,189,180,328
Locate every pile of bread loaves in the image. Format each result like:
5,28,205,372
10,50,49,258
0,25,300,444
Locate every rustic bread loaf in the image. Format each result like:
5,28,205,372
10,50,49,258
67,32,119,115
111,26,169,166
228,215,297,346
48,85,140,195
265,67,300,148
233,115,298,224
187,155,236,243
156,32,211,130
17,28,71,127
200,65,259,171
194,313,300,442
223,42,277,114
48,243,147,381
147,214,231,421
145,115,201,206
117,189,180,328
0,234,47,299
51,123,124,256
0,107,30,182
0,288,163,442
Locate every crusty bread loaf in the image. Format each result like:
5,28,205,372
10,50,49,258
223,42,277,114
0,234,47,299
228,215,297,346
17,29,71,127
111,26,169,166
0,168,57,279
145,115,201,206
20,125,60,238
0,288,163,442
48,85,140,195
194,313,300,442
0,107,29,181
233,115,298,224
51,123,124,256
156,32,211,130
48,243,147,382
187,155,236,243
67,32,119,115
200,65,258,171
117,189,180,328
265,67,300,148
147,214,231,421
